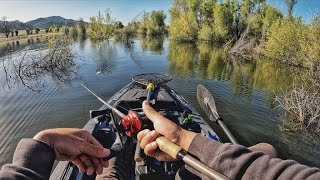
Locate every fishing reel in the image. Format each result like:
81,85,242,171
120,110,142,137
116,109,154,138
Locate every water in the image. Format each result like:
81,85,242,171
0,36,319,169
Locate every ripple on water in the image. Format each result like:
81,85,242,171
0,84,61,165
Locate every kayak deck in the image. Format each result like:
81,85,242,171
50,81,220,180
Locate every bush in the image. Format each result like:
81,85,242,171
264,19,309,66
146,11,166,35
275,79,320,134
212,3,233,42
87,10,114,39
198,24,214,42
169,12,198,42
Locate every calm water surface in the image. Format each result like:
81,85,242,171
0,37,319,168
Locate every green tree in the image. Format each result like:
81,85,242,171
240,0,254,20
87,10,114,39
264,19,308,66
170,12,198,42
169,0,199,41
35,28,40,34
77,18,87,36
1,16,11,38
138,12,150,34
285,0,297,19
261,5,283,39
213,3,233,42
114,21,124,29
199,0,216,25
147,11,167,35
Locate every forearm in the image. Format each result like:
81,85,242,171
0,139,55,180
186,134,320,180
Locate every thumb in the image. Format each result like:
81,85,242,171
79,142,110,158
142,100,158,123
143,100,171,125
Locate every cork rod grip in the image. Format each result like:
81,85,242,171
156,137,182,159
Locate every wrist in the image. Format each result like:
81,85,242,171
33,130,53,147
178,129,197,151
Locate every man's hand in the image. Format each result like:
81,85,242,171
137,101,197,161
34,128,110,175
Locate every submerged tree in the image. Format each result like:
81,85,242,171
1,34,77,92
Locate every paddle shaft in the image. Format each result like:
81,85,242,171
206,96,238,144
217,119,238,145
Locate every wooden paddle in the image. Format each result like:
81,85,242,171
197,84,239,144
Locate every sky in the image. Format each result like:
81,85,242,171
0,0,172,24
0,0,319,24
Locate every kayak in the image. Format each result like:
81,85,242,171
50,73,220,180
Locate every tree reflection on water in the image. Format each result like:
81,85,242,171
168,42,303,102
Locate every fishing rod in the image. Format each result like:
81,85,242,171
81,84,230,180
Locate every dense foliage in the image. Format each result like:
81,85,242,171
87,10,166,40
169,0,320,69
87,10,114,39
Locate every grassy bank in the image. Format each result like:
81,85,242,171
0,30,55,44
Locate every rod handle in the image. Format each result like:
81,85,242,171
156,137,182,159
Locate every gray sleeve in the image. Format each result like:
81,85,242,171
186,134,320,180
0,138,55,180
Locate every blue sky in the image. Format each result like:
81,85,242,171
0,0,172,24
0,0,319,24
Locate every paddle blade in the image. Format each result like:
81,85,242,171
197,84,219,121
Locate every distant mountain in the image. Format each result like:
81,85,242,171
0,16,84,30
0,20,31,30
26,16,77,29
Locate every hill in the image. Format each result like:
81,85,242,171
0,20,31,30
26,16,77,29
0,16,83,30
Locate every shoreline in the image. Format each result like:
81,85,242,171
0,33,57,45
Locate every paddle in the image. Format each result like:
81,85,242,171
197,84,239,145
